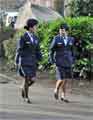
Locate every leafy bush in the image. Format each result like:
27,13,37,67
3,29,25,68
4,17,93,78
69,0,93,17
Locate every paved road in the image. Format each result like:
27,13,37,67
0,77,93,120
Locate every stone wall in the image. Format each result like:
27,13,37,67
31,0,72,16
0,0,26,10
0,0,53,10
31,0,54,8
0,0,72,16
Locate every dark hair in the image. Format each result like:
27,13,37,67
60,23,69,31
24,18,38,30
24,26,29,30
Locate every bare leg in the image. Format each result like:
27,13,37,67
54,80,63,99
61,80,69,103
61,80,67,98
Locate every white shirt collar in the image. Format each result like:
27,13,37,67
26,31,34,43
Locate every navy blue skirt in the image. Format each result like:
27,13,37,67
56,66,73,80
18,65,37,78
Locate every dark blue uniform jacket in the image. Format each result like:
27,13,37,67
15,32,42,66
49,35,75,67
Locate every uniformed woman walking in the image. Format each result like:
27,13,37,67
49,24,75,103
15,19,42,103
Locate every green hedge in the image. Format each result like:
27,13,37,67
4,17,93,77
37,17,93,73
3,29,25,67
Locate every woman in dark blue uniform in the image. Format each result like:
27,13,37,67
49,24,75,102
15,19,42,103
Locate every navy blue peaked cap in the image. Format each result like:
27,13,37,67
60,23,69,31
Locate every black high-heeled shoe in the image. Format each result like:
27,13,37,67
61,97,69,103
54,91,59,100
24,98,32,104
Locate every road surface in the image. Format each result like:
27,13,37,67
0,75,93,120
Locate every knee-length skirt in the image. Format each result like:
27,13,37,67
17,65,37,78
56,66,73,80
